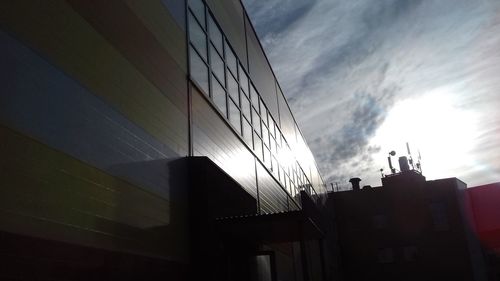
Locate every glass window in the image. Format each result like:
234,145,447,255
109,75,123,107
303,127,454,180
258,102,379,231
262,123,269,147
210,45,224,84
252,107,261,136
225,41,238,76
211,75,226,116
239,63,249,96
254,132,263,160
208,14,223,53
242,117,253,148
188,13,207,61
261,103,268,127
272,157,278,174
227,72,239,106
188,0,205,28
269,118,275,137
189,46,209,94
270,136,276,155
250,84,259,110
229,98,241,135
241,94,251,120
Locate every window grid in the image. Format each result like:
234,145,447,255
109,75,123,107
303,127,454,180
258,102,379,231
187,0,318,199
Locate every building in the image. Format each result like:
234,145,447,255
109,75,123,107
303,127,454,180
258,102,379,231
467,182,500,281
331,163,487,281
0,1,334,280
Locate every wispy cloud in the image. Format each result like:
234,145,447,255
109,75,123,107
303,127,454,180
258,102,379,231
243,0,500,187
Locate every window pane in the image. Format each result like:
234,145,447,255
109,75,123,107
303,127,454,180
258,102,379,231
250,84,259,110
227,72,239,105
261,103,268,127
241,94,251,120
239,63,249,96
269,118,275,137
266,148,272,170
254,132,262,160
252,107,261,136
243,117,253,148
270,136,275,155
190,47,209,94
262,123,269,147
225,41,238,76
189,13,207,60
211,75,226,116
272,157,278,174
189,0,205,28
210,45,224,84
229,98,241,134
208,15,223,53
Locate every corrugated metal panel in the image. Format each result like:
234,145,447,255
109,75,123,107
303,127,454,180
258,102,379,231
0,126,189,260
245,16,279,119
191,87,258,199
1,1,189,155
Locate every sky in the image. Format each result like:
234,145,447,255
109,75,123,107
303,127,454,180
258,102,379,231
242,0,500,189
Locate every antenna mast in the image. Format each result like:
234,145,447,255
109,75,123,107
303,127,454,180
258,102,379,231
406,142,415,170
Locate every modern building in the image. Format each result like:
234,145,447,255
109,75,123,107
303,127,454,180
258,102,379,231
467,182,500,281
0,1,334,280
331,161,487,281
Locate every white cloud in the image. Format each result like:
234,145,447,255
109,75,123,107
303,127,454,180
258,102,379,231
243,0,500,187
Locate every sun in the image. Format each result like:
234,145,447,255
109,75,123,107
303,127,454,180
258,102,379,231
370,86,479,180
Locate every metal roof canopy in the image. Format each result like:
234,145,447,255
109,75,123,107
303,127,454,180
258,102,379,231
215,210,325,243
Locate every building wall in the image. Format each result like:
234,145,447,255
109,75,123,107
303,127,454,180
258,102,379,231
333,175,485,281
0,0,326,277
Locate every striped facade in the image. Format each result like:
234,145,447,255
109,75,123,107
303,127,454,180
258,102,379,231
1,1,328,280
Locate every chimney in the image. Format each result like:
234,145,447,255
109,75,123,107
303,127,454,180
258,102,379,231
349,177,362,191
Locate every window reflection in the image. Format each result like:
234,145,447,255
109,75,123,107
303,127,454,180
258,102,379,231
211,75,226,116
189,0,205,28
241,95,251,120
187,0,320,199
190,46,209,94
188,13,207,60
210,46,224,84
225,42,238,76
208,15,223,53
227,72,239,106
253,107,261,136
229,98,241,134
239,63,249,96
243,117,253,148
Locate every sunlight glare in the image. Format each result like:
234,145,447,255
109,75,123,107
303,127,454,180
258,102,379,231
370,87,479,180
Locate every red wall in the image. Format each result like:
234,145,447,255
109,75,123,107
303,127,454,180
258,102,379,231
467,182,500,252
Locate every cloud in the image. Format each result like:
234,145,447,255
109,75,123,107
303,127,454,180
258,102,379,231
243,0,500,187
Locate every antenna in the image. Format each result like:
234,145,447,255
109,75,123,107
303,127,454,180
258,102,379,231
406,142,415,170
417,150,423,174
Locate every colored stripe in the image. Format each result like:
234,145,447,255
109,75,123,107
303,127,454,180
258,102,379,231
0,125,188,260
1,0,189,157
0,31,180,199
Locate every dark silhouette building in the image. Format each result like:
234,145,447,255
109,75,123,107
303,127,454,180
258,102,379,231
0,1,336,280
331,167,487,281
467,182,500,281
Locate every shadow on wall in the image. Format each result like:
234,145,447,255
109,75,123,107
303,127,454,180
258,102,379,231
107,157,190,260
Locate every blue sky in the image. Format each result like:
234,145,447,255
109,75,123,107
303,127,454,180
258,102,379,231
243,0,500,189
